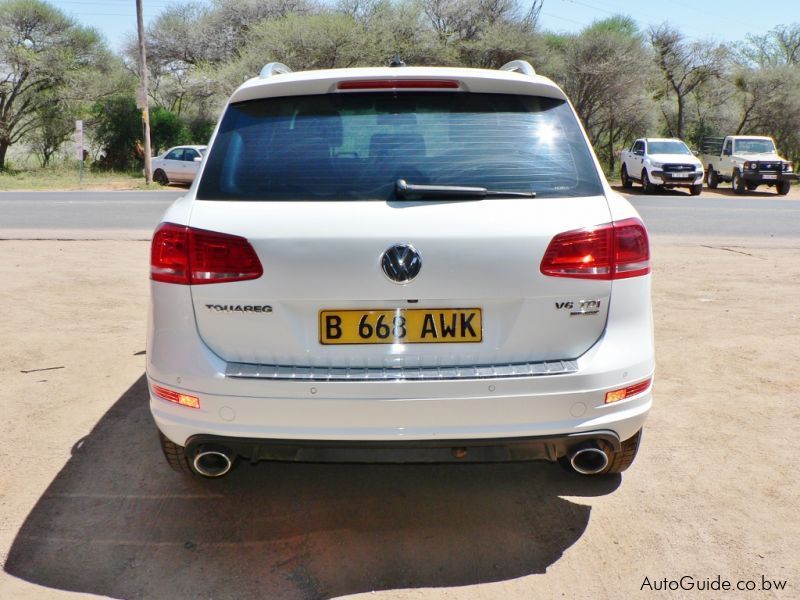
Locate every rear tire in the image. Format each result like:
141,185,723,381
603,429,643,474
153,169,169,186
732,169,745,194
777,180,791,195
746,182,758,191
690,184,702,196
641,170,656,194
621,165,632,188
158,431,192,474
707,168,718,189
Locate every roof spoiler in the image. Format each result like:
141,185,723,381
259,62,292,79
257,59,536,78
499,60,536,76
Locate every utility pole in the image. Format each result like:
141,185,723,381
136,0,153,184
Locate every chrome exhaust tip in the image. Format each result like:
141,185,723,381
192,446,234,477
568,443,610,475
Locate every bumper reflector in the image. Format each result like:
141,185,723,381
152,384,200,409
605,378,652,404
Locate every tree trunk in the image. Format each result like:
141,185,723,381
0,140,9,170
676,95,684,140
608,116,615,173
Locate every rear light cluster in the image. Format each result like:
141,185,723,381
151,222,263,285
540,218,650,280
337,79,459,90
151,384,200,409
605,378,652,404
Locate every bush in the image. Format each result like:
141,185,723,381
150,106,190,154
92,95,141,171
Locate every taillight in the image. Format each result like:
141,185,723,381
151,222,263,285
337,79,459,90
150,222,189,284
605,378,652,404
612,219,650,278
151,384,200,409
540,218,649,280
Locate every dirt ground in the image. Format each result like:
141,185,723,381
0,236,798,599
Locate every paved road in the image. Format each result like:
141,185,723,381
628,195,800,238
1,190,798,238
0,191,182,236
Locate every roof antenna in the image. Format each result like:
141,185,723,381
389,53,406,67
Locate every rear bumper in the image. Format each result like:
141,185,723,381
150,380,652,454
184,430,622,463
148,275,654,453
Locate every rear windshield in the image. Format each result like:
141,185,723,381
197,92,603,200
647,141,691,155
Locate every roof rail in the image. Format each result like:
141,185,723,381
500,60,535,77
259,62,292,79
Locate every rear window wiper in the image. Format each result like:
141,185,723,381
395,179,535,200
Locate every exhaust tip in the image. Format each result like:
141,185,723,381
192,446,234,477
569,444,610,475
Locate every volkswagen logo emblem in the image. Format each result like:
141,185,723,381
380,244,422,284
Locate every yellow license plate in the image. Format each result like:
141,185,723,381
319,308,482,345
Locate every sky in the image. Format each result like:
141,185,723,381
52,0,800,53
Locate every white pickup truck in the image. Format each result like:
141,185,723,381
620,138,704,195
700,135,796,195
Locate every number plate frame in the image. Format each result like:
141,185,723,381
319,308,483,345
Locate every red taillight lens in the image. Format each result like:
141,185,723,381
151,222,263,285
188,228,263,284
337,79,460,90
540,218,649,280
540,226,613,279
151,222,189,284
612,219,650,278
605,378,652,404
151,384,200,409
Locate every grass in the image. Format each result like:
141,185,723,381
0,166,170,191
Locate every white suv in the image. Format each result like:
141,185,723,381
147,61,654,478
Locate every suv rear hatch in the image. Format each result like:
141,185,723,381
187,89,614,369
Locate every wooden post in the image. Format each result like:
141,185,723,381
136,0,153,185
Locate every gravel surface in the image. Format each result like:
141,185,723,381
1,236,797,599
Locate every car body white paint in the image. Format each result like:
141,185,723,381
147,65,654,467
151,145,207,184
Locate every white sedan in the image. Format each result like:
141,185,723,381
151,145,206,185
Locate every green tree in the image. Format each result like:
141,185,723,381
187,116,215,145
150,106,190,154
28,93,75,166
737,24,800,68
548,16,654,172
649,24,725,140
0,0,110,168
91,95,141,170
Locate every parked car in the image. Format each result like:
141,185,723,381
151,145,207,185
700,135,796,195
147,60,654,479
620,138,704,195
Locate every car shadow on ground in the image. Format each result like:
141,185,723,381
5,374,619,599
699,186,785,198
610,184,693,196
611,184,786,198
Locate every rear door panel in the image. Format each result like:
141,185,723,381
188,197,612,367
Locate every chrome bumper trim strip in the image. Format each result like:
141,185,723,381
225,359,579,381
